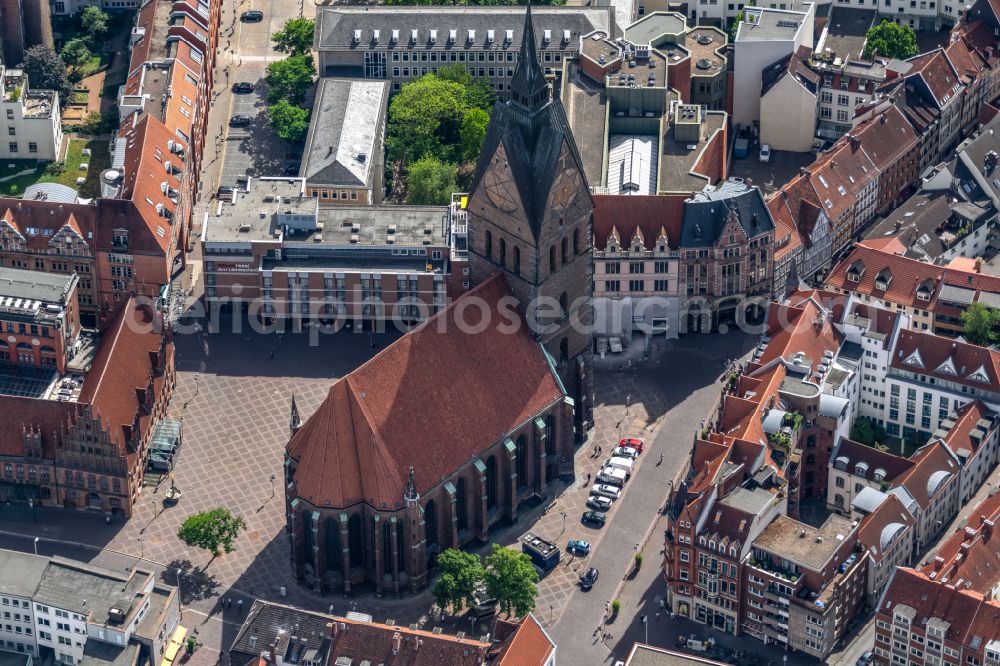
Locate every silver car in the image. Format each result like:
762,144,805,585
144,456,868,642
586,495,613,512
590,483,621,500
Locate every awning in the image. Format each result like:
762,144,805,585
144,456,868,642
159,624,187,666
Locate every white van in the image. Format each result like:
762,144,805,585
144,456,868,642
604,456,634,477
597,467,627,487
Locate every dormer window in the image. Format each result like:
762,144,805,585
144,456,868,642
936,357,957,376
847,260,865,283
874,469,886,482
874,267,892,291
969,365,990,384
112,230,128,248
904,349,924,369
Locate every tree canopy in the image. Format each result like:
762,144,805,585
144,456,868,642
850,417,886,448
484,545,538,617
60,38,92,70
177,508,247,562
406,156,458,205
264,55,315,106
19,46,72,107
386,75,467,164
272,17,315,56
432,549,485,613
962,302,1000,346
268,100,310,143
863,20,918,59
81,6,110,43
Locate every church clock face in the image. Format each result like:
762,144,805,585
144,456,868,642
485,161,519,213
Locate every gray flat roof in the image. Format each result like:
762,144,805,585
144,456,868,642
720,486,774,515
316,6,615,50
624,12,686,46
0,652,30,666
34,559,149,624
562,60,608,188
626,645,731,665
308,205,449,247
0,267,75,304
205,178,314,243
737,7,807,42
302,79,387,188
81,641,139,666
753,514,855,571
659,108,727,193
823,7,876,60
0,550,48,599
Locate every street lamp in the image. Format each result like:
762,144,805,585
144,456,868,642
33,537,39,556
270,474,276,498
641,614,647,645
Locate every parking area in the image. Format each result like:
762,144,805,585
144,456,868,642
729,148,815,196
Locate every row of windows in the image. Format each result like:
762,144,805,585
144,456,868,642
2,142,39,154
603,279,670,293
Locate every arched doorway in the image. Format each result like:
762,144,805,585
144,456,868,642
86,492,101,509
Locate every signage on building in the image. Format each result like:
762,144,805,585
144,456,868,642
216,263,256,273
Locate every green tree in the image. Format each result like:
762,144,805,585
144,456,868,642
265,54,315,106
962,302,1000,346
406,156,458,205
863,20,918,59
19,46,72,107
484,545,538,618
432,549,485,613
61,38,91,70
80,6,110,43
386,74,466,164
177,508,247,564
851,418,876,445
730,2,755,41
272,17,315,56
437,64,495,111
268,100,310,143
459,107,490,161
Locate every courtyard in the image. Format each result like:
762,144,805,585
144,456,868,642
0,137,110,199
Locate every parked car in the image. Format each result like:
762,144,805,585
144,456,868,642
232,82,255,94
229,115,252,128
597,467,627,487
759,143,771,162
612,445,640,459
619,437,645,453
586,495,613,512
603,456,634,477
582,511,606,527
590,483,621,500
217,185,235,197
567,539,591,556
579,567,599,590
856,651,873,666
240,10,263,21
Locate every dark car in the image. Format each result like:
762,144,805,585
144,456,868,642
240,10,263,22
579,567,599,590
229,115,252,128
217,185,235,196
232,82,255,94
582,511,606,527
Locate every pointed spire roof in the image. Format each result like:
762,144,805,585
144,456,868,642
404,466,418,501
290,393,301,430
509,4,550,115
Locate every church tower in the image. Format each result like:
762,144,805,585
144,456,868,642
466,5,594,439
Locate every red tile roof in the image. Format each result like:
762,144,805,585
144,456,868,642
890,329,1000,393
0,396,79,458
907,49,962,108
856,493,914,563
325,614,489,665
895,441,959,510
938,400,996,461
832,438,915,484
118,115,180,255
491,615,555,666
850,105,920,172
879,567,991,645
287,273,566,510
592,194,685,250
928,483,1000,592
79,298,172,449
758,297,842,367
826,243,945,308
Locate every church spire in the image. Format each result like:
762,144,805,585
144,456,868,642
404,466,418,501
289,393,301,438
509,4,550,114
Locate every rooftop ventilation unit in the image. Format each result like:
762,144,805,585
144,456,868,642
697,34,714,45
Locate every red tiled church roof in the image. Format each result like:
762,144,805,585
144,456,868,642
288,273,566,510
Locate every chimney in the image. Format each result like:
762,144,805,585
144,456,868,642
976,257,983,273
880,114,887,124
392,632,402,655
895,219,902,231
327,622,336,637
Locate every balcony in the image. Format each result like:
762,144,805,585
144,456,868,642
748,558,801,585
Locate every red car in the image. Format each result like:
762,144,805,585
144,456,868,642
619,437,645,454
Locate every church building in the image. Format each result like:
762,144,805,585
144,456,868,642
283,6,595,595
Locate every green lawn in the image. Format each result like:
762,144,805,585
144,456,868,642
0,138,110,199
